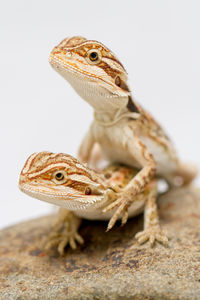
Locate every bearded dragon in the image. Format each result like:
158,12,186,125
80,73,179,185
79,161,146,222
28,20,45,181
49,36,197,231
19,151,167,255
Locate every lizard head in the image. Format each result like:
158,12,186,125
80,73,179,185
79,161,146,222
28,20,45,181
49,36,131,112
19,152,108,211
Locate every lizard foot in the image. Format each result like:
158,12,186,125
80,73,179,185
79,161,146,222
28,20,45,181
44,225,84,255
44,210,84,255
103,192,137,231
105,200,132,231
135,226,168,247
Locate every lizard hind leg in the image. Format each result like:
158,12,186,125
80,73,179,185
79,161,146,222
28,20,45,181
174,162,198,186
135,179,169,247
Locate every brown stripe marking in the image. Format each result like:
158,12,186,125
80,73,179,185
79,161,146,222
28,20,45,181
56,37,126,72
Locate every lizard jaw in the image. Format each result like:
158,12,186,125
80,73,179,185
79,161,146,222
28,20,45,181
19,182,105,211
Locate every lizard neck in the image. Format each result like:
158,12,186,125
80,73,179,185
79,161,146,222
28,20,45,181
94,98,140,127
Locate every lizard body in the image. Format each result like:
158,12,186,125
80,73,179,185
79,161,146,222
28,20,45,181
49,36,197,228
19,152,167,255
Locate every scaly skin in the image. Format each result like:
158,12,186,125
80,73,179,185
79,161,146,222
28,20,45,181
49,36,197,228
19,152,168,255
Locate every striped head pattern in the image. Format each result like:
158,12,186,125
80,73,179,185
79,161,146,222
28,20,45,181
19,152,107,211
49,36,131,112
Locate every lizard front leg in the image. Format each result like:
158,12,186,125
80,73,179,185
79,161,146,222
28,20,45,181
78,125,105,168
44,208,84,255
135,180,168,246
77,125,95,164
104,136,156,230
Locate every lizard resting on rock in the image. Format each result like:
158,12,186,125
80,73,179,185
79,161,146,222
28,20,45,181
19,37,197,255
19,152,167,255
49,36,197,231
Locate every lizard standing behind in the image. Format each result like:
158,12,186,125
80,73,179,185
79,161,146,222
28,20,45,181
49,36,197,230
19,152,167,255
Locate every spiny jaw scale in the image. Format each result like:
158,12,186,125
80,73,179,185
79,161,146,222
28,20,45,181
19,181,105,211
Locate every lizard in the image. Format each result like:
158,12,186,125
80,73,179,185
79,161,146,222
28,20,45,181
19,151,167,255
48,36,197,231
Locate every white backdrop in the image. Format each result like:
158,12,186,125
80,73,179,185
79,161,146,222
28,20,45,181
0,0,199,229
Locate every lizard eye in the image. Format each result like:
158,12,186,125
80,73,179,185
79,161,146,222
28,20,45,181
89,52,98,61
52,170,68,184
86,49,101,64
55,172,64,180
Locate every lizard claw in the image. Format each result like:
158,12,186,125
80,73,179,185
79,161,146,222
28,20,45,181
135,226,169,247
121,210,129,226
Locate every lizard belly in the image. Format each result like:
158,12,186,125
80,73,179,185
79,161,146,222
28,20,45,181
74,199,145,221
92,122,177,176
92,122,141,169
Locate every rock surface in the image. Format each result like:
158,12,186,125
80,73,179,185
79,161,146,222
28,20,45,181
1,187,200,300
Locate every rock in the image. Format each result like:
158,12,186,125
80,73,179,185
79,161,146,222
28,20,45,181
1,187,200,300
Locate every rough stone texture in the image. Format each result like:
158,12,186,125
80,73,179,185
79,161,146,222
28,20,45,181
1,187,200,300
